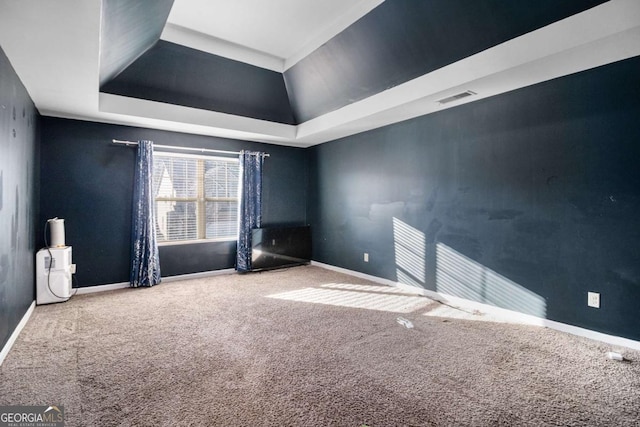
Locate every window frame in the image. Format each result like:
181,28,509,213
153,151,240,246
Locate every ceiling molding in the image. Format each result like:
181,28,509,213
99,93,299,144
161,23,285,72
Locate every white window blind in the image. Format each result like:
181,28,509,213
153,153,240,243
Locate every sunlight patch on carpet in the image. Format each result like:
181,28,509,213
422,303,523,324
319,282,419,295
267,287,431,313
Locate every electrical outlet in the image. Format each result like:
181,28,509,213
588,292,600,308
364,253,369,262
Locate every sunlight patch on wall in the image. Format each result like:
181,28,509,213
393,217,426,287
396,270,424,288
435,243,546,318
267,287,431,313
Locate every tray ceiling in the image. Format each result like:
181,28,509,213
0,0,639,147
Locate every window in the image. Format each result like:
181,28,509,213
153,153,240,243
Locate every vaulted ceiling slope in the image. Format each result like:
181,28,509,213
101,41,296,124
101,0,606,125
1,0,639,147
284,0,607,123
99,0,174,86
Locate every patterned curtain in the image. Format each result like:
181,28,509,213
236,150,264,272
130,140,161,287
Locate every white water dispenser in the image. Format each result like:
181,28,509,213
36,217,75,305
48,218,66,247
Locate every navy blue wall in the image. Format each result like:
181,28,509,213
308,57,640,341
40,118,307,286
0,46,39,351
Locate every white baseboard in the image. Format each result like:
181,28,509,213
161,268,235,283
311,261,640,351
0,301,35,366
74,281,130,295
74,268,236,295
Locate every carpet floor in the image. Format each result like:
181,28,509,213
1,265,639,426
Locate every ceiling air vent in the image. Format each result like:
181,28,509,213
437,90,477,105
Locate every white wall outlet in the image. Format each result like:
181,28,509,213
364,253,369,262
588,292,600,308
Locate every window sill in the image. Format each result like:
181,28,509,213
158,237,237,247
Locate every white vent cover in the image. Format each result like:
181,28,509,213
437,90,477,105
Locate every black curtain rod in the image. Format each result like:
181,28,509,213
111,139,269,157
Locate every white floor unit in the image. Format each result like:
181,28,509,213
36,246,73,305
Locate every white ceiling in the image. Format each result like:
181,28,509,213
1,0,639,148
164,0,383,71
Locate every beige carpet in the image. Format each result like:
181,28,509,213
1,265,639,426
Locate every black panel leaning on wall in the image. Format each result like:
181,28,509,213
308,56,640,342
39,118,308,286
0,46,40,351
285,0,607,123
